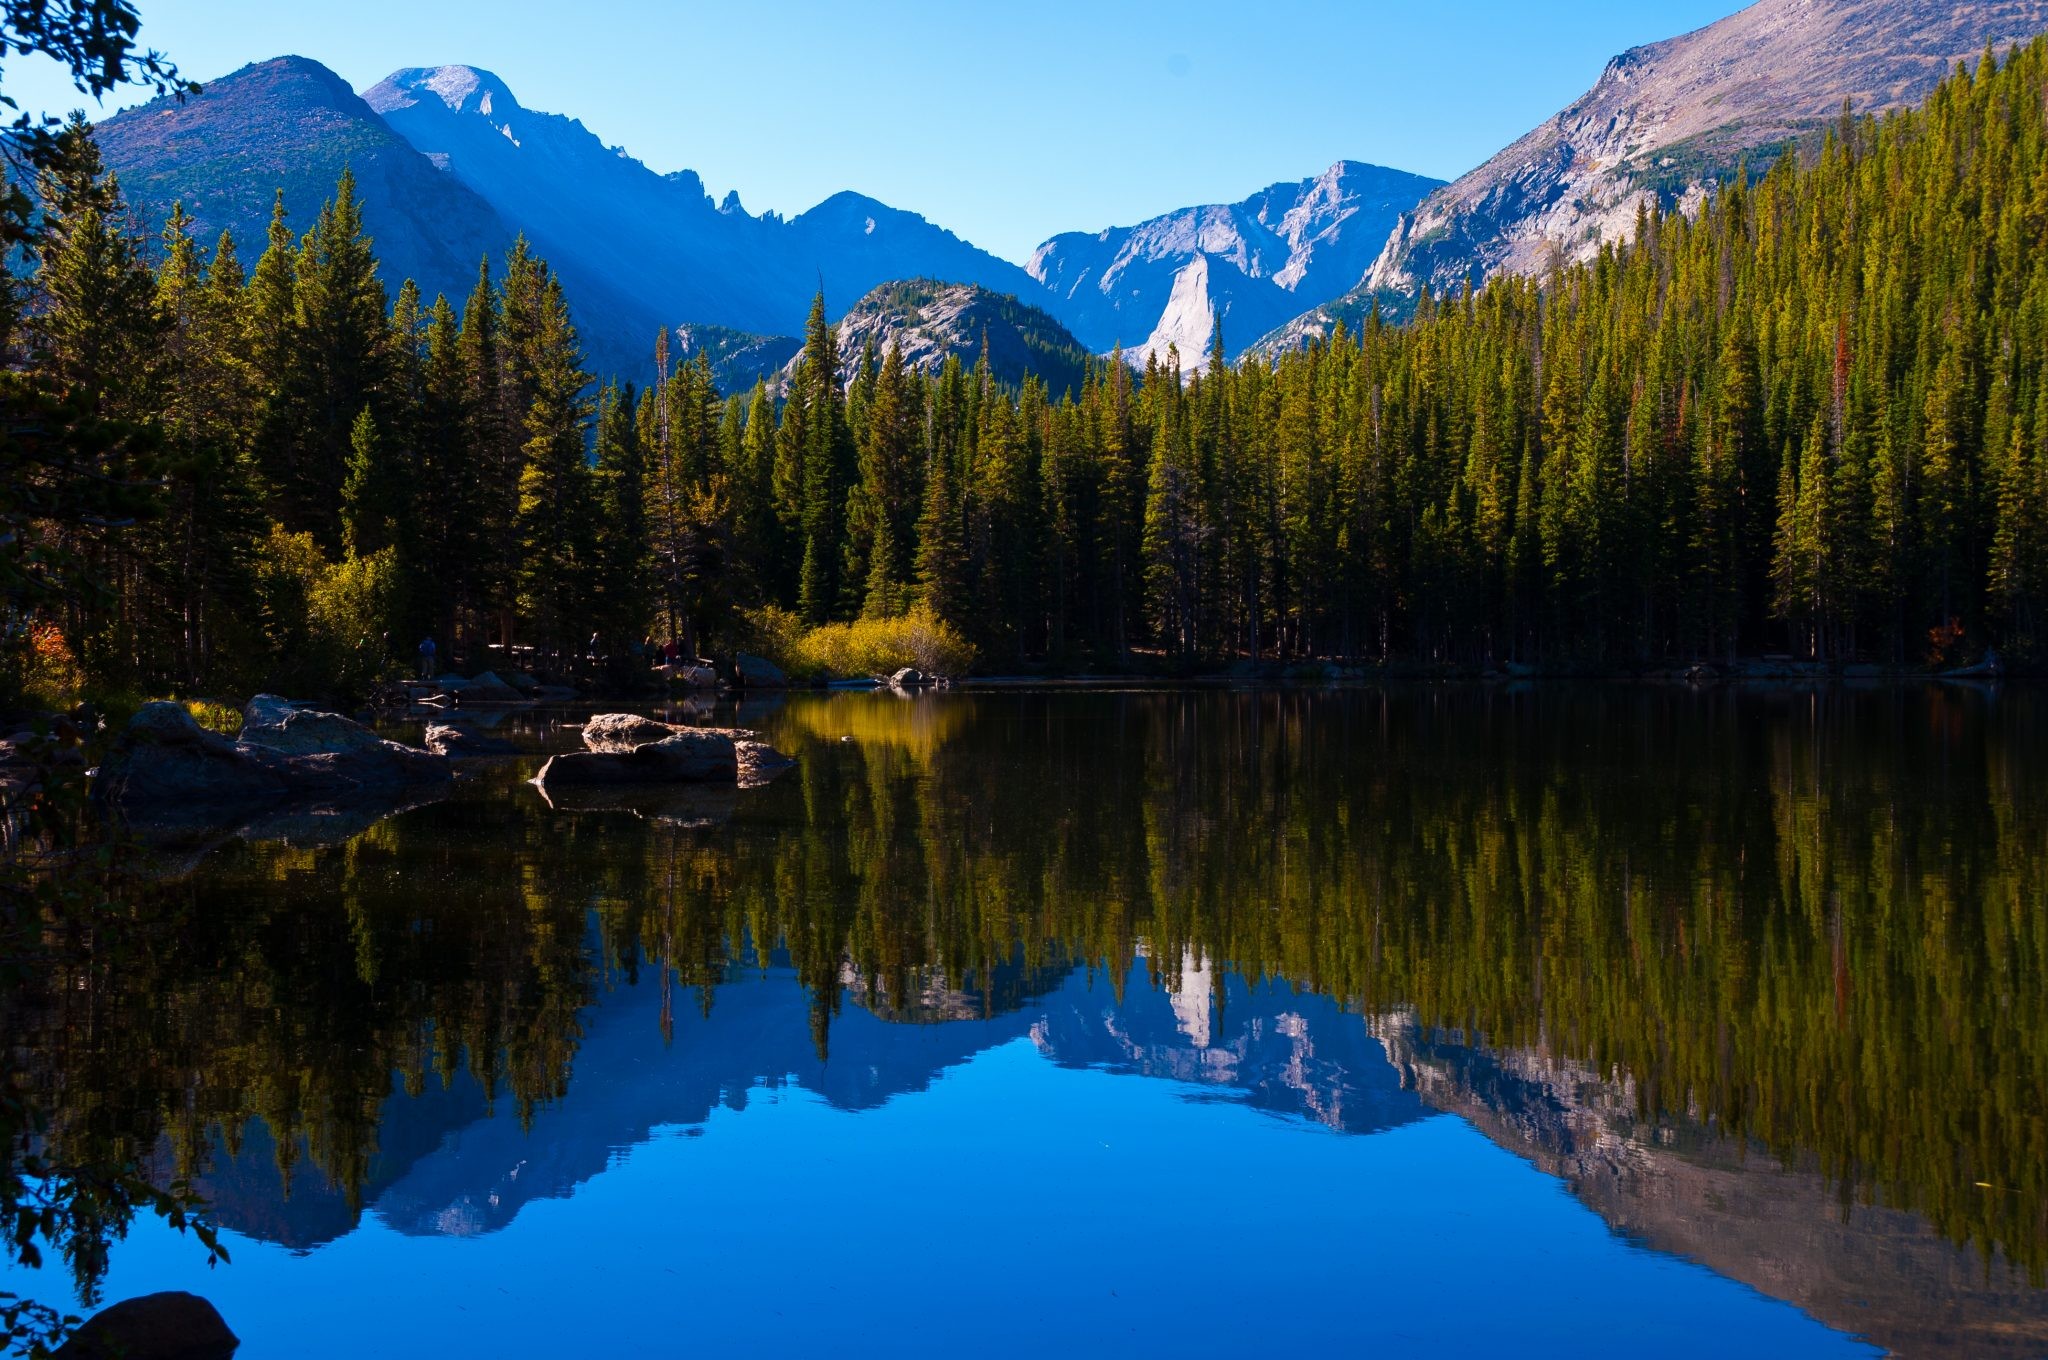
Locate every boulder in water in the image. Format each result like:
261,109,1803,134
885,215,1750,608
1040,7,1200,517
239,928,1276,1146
581,712,682,753
53,1290,238,1360
240,701,389,757
673,663,719,689
535,712,797,791
735,652,787,689
535,731,739,786
97,701,449,821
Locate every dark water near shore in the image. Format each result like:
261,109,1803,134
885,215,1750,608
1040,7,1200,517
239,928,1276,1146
7,685,2048,1357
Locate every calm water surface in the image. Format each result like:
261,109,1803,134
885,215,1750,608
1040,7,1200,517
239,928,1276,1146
7,686,2047,1357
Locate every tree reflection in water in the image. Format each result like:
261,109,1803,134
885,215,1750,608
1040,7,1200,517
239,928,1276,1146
4,685,2044,1353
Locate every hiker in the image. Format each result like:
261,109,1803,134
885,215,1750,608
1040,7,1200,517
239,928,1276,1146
417,634,437,680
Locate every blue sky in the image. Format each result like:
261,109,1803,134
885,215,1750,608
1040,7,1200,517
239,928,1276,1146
11,0,1748,262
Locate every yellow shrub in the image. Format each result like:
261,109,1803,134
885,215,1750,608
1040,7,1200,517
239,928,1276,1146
255,526,400,696
791,609,975,679
741,606,976,680
738,605,814,675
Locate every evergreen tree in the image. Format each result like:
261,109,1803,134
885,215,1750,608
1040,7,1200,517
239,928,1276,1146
289,167,390,547
512,271,595,660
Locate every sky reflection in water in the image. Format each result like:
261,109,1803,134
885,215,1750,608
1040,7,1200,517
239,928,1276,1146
10,686,2047,1357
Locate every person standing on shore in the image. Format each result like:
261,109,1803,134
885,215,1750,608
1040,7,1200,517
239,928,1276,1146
417,634,437,680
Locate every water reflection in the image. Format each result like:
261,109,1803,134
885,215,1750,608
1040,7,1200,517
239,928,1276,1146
5,685,2046,1356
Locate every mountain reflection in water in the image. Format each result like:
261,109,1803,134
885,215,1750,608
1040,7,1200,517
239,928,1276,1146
5,686,2045,1358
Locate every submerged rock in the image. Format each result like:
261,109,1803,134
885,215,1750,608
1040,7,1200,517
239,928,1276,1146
54,1290,238,1359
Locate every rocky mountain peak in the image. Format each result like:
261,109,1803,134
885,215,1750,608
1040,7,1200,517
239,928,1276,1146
1027,158,1442,362
788,279,1093,396
1375,0,2048,294
366,65,521,120
1254,0,2048,356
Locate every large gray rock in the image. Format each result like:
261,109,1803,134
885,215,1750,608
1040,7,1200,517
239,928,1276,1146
581,712,685,753
54,1290,238,1359
240,702,388,757
735,652,787,689
239,693,300,731
546,713,793,791
535,731,739,787
96,703,294,810
97,702,449,820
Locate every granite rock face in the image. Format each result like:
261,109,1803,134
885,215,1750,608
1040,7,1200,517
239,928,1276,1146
1027,160,1441,363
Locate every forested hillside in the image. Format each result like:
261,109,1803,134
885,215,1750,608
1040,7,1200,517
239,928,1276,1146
1267,0,2048,351
5,43,2046,705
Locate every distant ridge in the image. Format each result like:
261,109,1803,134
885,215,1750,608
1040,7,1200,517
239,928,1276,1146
363,65,1061,350
1256,0,2048,354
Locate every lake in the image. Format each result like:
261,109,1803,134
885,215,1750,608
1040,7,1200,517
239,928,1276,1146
6,685,2046,1357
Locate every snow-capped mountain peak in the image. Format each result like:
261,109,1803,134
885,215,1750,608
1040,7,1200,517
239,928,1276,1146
370,65,520,119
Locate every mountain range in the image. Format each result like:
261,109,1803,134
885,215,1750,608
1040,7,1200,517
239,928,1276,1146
1027,160,1441,362
90,0,2048,383
89,56,1440,380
